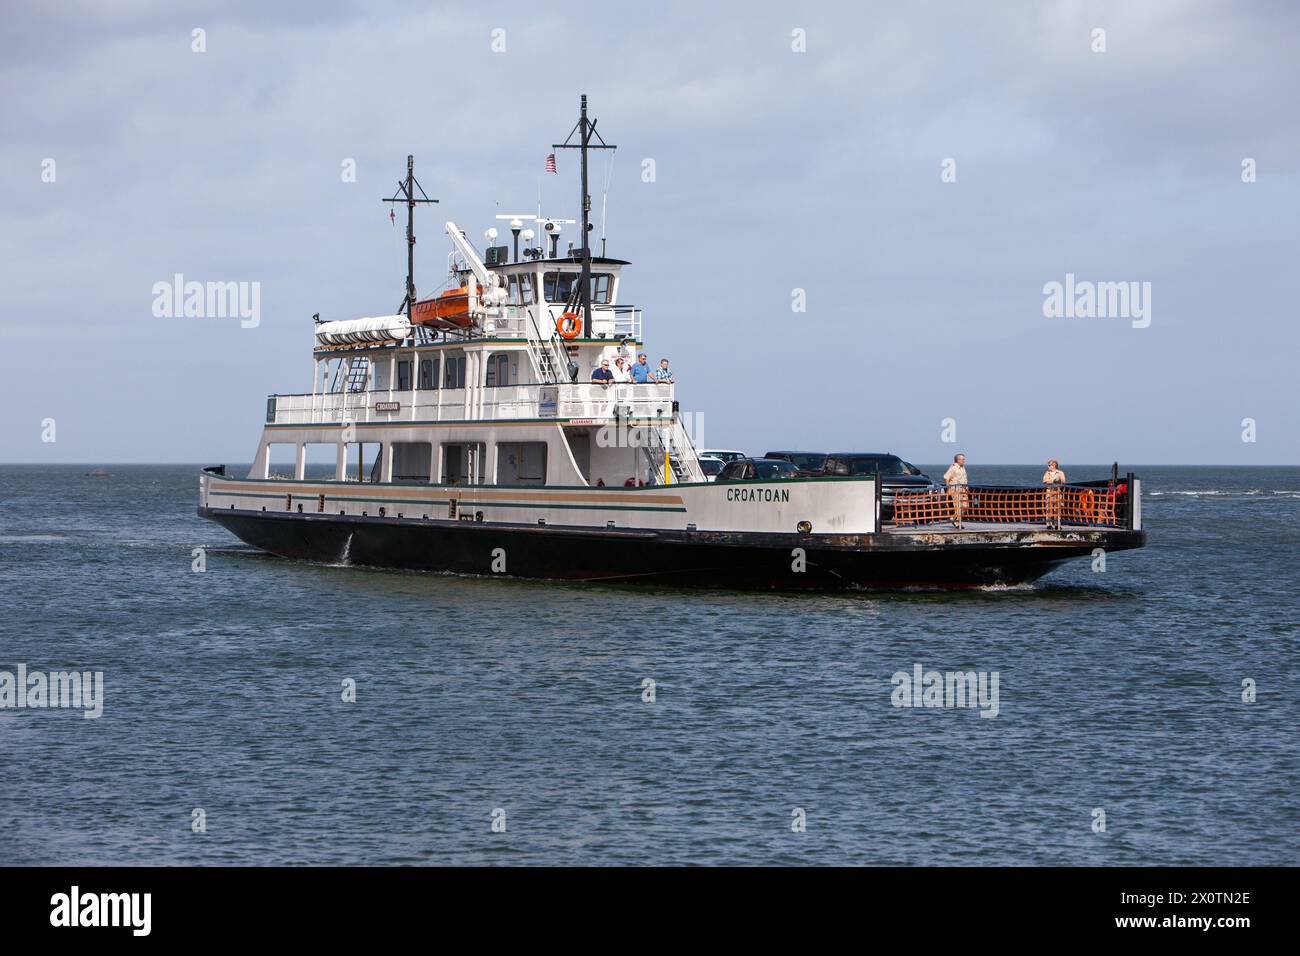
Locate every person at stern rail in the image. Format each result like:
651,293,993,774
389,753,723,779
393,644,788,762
1042,459,1066,529
631,353,653,383
943,453,968,529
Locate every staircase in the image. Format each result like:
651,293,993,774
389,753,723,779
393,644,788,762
642,422,704,484
344,357,370,392
523,307,573,385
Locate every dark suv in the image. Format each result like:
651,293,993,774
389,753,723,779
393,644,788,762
819,453,938,517
714,458,801,482
764,450,828,473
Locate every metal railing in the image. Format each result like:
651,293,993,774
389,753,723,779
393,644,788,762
891,482,1132,529
268,382,676,426
556,382,675,420
610,305,642,342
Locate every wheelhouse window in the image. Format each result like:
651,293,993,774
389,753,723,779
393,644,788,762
396,359,412,391
507,274,536,305
543,271,613,304
543,271,577,303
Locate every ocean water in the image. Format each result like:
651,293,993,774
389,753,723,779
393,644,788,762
0,464,1297,866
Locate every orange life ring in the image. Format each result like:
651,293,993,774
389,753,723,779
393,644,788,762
1080,489,1097,523
556,313,581,339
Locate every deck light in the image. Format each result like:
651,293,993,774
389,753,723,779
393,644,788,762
797,521,812,534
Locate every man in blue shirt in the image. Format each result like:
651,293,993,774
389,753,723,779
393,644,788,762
591,359,614,387
630,352,653,384
652,358,674,384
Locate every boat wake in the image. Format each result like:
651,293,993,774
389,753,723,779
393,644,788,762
1147,489,1299,498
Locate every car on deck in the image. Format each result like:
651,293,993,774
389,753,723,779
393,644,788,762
713,457,801,482
764,450,829,473
818,453,939,518
697,455,726,482
699,449,747,463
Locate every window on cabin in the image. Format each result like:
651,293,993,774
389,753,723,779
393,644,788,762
418,357,438,390
484,353,510,388
443,355,466,389
544,272,577,304
544,272,614,305
396,360,411,391
507,274,536,306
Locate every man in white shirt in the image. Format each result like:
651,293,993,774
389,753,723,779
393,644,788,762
943,453,968,528
611,355,633,384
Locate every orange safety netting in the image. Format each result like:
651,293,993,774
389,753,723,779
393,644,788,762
891,485,1123,528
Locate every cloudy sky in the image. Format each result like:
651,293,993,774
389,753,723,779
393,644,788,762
2,0,1297,464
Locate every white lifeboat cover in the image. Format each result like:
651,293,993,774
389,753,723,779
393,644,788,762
315,314,412,345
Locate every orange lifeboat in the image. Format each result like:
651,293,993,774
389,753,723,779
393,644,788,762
412,284,480,329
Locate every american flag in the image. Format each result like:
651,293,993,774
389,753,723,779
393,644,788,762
545,153,557,174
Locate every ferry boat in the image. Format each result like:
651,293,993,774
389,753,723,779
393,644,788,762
199,96,1146,589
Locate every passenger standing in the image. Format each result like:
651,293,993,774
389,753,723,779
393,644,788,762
591,359,614,387
631,353,653,384
611,356,632,384
1042,459,1066,529
944,453,968,529
653,358,674,384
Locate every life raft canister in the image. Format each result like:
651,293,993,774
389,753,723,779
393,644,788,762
556,312,581,339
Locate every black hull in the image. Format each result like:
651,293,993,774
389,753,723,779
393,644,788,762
200,507,1145,591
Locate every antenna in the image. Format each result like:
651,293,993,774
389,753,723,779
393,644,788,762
599,150,614,258
382,155,439,322
553,94,616,337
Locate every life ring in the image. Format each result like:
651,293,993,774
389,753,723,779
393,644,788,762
556,313,581,339
1080,488,1097,523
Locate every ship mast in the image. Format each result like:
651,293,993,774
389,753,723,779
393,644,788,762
383,155,438,323
554,95,616,338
